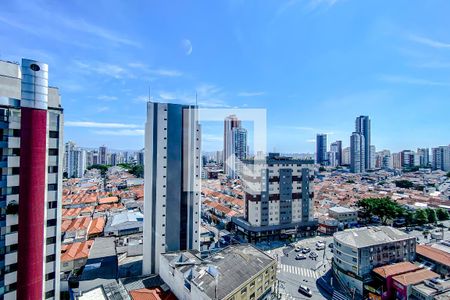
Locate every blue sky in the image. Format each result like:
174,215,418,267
1,0,450,153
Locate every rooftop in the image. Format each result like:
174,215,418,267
372,262,421,279
161,244,275,299
333,226,413,248
329,206,357,214
392,268,439,286
417,244,450,267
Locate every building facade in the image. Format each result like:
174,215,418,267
330,140,342,166
417,148,430,167
432,146,450,172
333,226,416,298
355,116,371,170
350,132,365,173
143,102,201,275
64,141,86,178
223,115,247,179
316,133,328,165
234,153,317,242
0,59,63,299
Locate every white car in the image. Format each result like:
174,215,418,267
298,285,312,297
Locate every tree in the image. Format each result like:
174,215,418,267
447,171,450,178
394,180,414,189
415,209,428,225
318,166,326,172
402,210,415,226
436,208,450,221
425,208,437,224
356,197,405,225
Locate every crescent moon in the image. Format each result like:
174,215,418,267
182,39,193,56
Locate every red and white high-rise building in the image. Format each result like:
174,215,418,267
0,59,63,300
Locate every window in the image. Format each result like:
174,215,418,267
45,272,55,280
47,219,57,227
46,254,56,263
49,131,59,138
48,148,59,156
46,236,56,244
48,201,57,209
48,184,57,191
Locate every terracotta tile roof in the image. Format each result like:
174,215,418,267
392,268,439,286
88,217,105,236
95,203,125,212
98,196,119,204
373,262,421,278
61,240,94,262
130,288,177,300
417,244,450,267
62,208,82,219
61,217,92,233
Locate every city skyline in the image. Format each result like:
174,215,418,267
2,1,450,152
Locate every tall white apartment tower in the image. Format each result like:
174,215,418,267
143,102,201,275
223,115,247,179
350,132,365,173
0,59,63,299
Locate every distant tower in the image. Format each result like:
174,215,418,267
316,134,328,165
350,132,365,173
223,115,247,178
355,116,371,170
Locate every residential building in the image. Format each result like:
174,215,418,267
233,153,317,242
355,115,371,170
0,59,64,299
342,147,350,165
376,150,392,170
400,150,416,169
328,206,358,228
143,102,201,275
137,149,144,166
432,146,450,172
370,145,376,170
391,268,439,300
417,148,430,167
416,244,450,277
411,279,450,300
99,145,107,165
333,226,416,298
350,132,365,173
330,140,342,166
316,133,328,165
393,152,402,170
65,141,87,178
223,115,247,178
159,244,276,300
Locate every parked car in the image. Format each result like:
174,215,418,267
295,247,302,252
295,254,306,260
316,245,325,251
316,241,325,247
298,285,312,297
302,247,311,254
309,251,318,259
328,243,334,248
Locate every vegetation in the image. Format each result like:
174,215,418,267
318,166,326,172
346,179,355,184
356,197,450,226
87,164,109,176
447,171,450,178
356,197,404,225
118,163,144,178
394,180,414,189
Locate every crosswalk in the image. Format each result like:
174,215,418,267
278,264,320,279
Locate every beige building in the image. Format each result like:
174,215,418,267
159,244,276,300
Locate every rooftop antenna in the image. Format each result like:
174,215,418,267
195,91,198,107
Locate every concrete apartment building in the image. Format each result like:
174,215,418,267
234,153,317,242
159,244,276,300
143,102,201,275
0,59,63,299
333,226,416,298
64,141,87,178
316,133,328,165
328,206,358,228
223,115,247,179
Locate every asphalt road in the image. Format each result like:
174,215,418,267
268,236,334,300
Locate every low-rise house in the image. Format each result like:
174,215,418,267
391,268,439,300
104,211,143,236
328,206,358,228
411,279,450,300
416,244,450,277
62,217,92,243
88,217,106,239
61,240,94,273
159,244,276,300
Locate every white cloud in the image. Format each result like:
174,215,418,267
150,69,183,77
97,106,110,112
134,95,150,103
92,129,145,136
159,91,178,100
202,134,223,142
65,121,141,129
409,34,450,49
237,91,265,97
379,74,449,86
98,95,118,101
74,60,130,79
181,39,193,55
306,139,316,143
